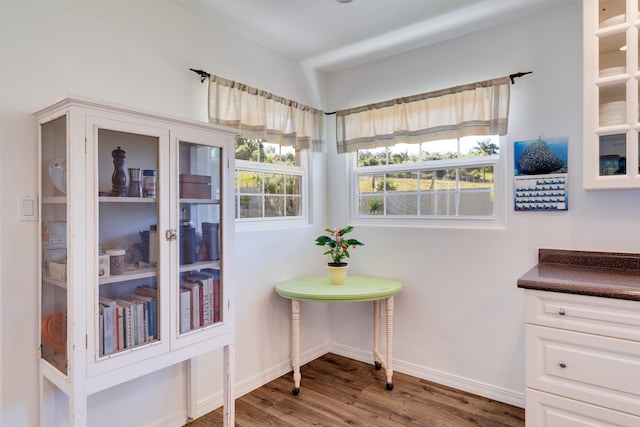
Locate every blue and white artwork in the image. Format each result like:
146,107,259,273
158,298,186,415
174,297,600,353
514,137,568,211
514,137,568,176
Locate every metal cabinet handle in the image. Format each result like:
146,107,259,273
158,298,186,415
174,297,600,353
558,308,566,315
165,229,177,241
559,361,567,368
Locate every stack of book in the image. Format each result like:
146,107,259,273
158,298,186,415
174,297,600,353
179,269,221,334
99,286,158,356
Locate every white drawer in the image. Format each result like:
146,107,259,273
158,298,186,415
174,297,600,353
526,324,640,416
526,388,640,427
525,289,640,341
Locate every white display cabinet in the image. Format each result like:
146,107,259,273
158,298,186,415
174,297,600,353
583,0,640,188
36,97,236,426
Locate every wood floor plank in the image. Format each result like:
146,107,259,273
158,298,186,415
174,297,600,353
187,353,524,427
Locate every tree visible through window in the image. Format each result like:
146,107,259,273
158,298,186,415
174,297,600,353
354,136,500,219
235,138,305,220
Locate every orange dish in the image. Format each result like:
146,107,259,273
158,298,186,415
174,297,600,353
42,313,66,355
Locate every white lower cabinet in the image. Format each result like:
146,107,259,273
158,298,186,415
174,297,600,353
524,290,640,426
526,389,640,426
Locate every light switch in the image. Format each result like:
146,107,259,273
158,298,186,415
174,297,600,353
20,194,38,221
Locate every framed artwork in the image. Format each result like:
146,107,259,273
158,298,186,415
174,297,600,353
514,137,568,211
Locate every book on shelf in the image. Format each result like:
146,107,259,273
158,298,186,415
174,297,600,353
115,300,134,349
182,279,201,329
99,312,104,356
124,293,156,341
203,268,221,323
134,286,158,337
99,296,117,355
179,288,191,334
188,273,213,326
115,303,125,351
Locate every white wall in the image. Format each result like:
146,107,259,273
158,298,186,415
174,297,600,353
324,1,640,406
0,1,329,425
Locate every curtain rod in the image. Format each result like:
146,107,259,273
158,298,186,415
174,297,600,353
190,68,210,83
322,71,532,115
190,68,532,115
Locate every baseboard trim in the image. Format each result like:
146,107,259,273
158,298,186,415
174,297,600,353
329,343,525,408
194,342,331,418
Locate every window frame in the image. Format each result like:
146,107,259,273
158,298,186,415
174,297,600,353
349,136,506,229
234,148,310,231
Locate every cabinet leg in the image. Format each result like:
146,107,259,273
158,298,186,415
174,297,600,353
223,344,236,427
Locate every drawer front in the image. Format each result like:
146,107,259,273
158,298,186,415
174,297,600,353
526,324,640,416
525,289,640,341
526,388,640,427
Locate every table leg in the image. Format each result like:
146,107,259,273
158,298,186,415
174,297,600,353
291,299,301,395
385,296,394,390
373,300,383,370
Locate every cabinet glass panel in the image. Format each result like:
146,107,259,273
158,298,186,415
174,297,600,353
599,0,625,29
599,32,626,77
97,129,160,357
178,141,222,335
41,115,69,374
599,84,626,126
600,134,627,175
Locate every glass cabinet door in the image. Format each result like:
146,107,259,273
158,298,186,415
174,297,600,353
92,121,166,365
176,138,224,338
40,115,69,375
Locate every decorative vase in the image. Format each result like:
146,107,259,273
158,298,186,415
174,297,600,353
327,263,348,285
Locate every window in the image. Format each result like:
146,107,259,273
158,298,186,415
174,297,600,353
353,135,502,222
235,138,306,221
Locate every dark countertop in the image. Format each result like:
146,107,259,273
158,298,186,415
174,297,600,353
517,249,640,301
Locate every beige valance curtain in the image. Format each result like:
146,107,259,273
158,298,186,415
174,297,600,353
208,75,326,152
335,76,510,154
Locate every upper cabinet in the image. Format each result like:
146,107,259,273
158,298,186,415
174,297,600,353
37,97,236,426
584,0,640,189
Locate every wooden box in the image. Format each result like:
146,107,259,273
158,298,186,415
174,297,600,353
179,174,211,199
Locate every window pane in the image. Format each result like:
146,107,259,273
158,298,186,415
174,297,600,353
357,147,388,167
285,175,301,195
459,191,493,216
237,170,262,191
358,173,384,192
463,136,500,157
235,138,262,161
420,191,457,216
423,139,458,159
264,173,284,195
387,193,418,215
359,194,384,215
265,195,284,216
286,195,301,216
388,144,421,164
422,169,457,190
238,195,263,218
459,166,494,189
263,142,296,165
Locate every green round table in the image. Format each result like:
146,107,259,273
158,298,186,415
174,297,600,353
275,276,402,395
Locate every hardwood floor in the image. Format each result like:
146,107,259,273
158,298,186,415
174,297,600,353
188,353,524,426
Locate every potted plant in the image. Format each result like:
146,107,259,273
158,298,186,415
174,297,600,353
315,226,364,284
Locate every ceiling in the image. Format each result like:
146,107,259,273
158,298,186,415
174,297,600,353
173,0,574,72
